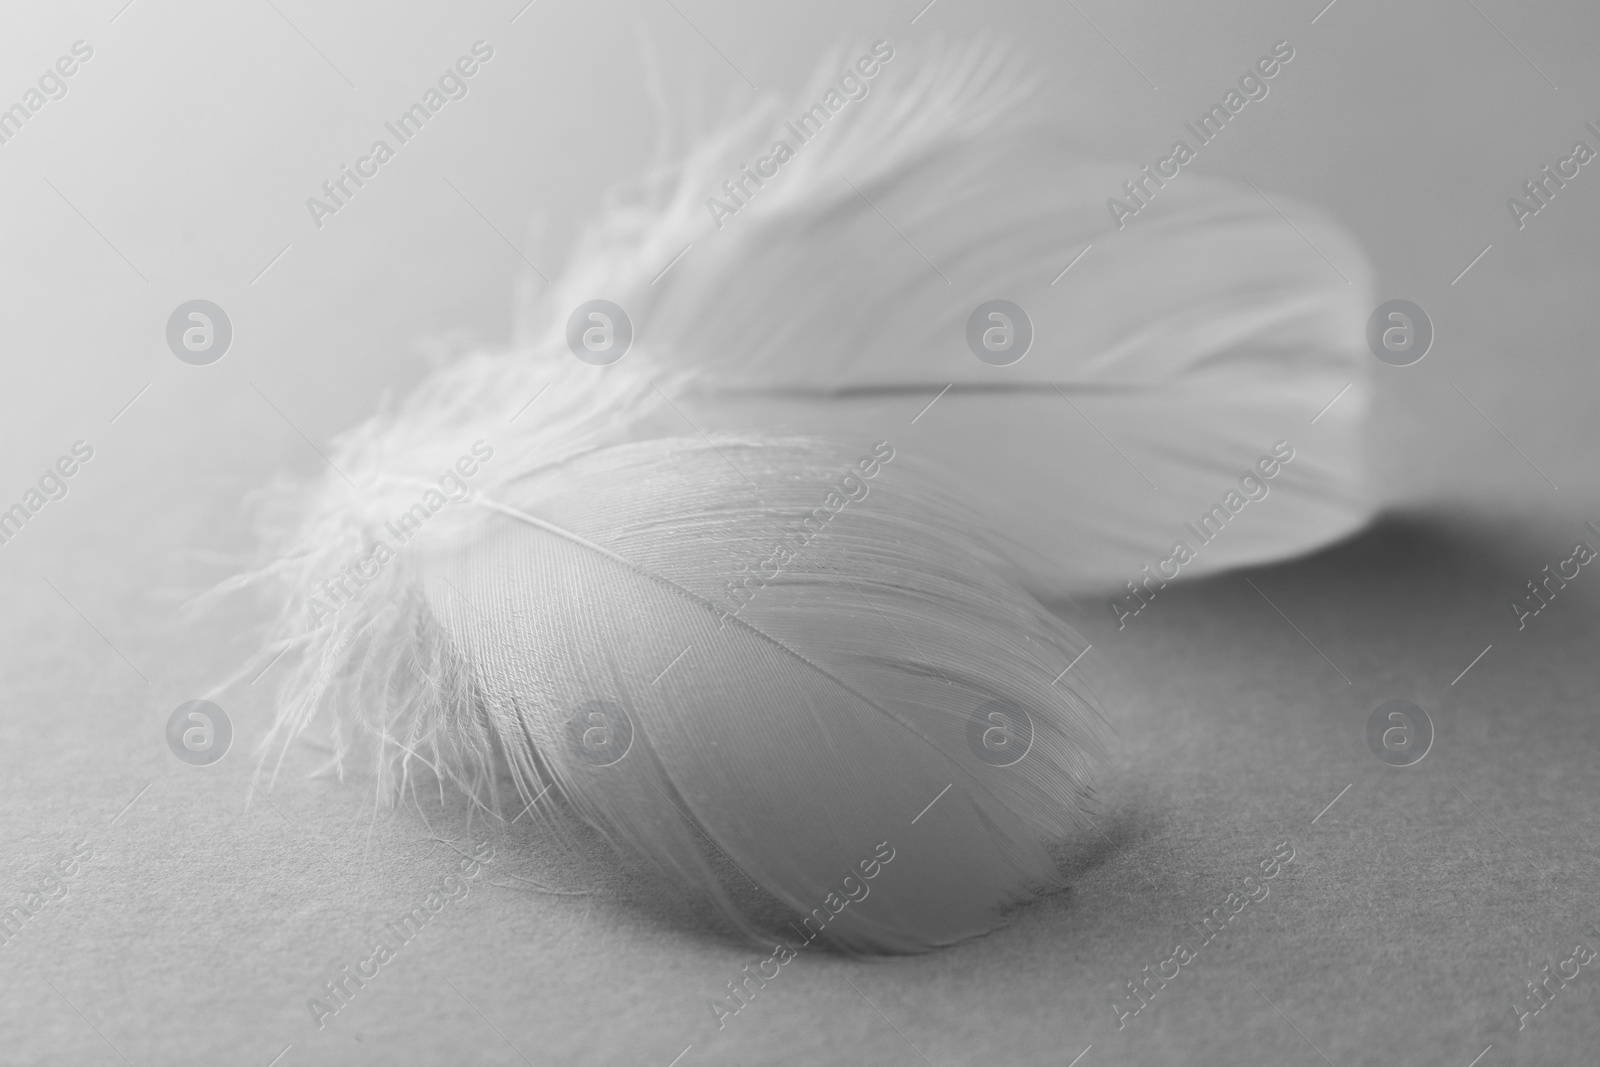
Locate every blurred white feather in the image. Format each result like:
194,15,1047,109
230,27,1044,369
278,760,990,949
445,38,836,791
234,39,1374,951
236,360,1105,951
520,38,1377,596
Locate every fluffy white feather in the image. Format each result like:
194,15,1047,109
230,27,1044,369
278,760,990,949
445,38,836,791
239,39,1373,951
519,40,1376,596
243,386,1104,951
430,437,1102,951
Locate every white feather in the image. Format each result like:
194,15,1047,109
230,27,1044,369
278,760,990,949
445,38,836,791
520,39,1376,596
243,393,1104,951
430,437,1102,951
237,39,1374,951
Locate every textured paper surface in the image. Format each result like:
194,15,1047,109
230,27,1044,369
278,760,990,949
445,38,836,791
4,512,1597,1067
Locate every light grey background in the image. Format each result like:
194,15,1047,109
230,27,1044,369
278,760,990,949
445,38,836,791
2,1,1597,1065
